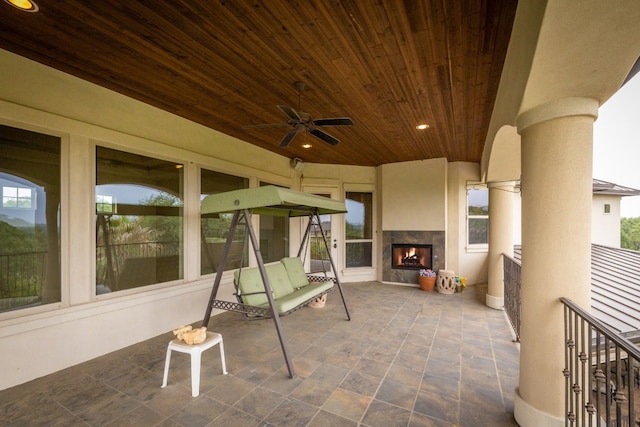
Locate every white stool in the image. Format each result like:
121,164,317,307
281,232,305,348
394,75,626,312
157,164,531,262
161,331,227,397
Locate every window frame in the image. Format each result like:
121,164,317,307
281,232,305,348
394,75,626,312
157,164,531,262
2,185,35,209
94,145,185,294
199,167,249,276
466,186,489,251
0,123,64,316
344,186,375,270
258,181,290,264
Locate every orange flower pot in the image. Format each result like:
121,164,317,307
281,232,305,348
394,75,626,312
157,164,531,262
418,276,436,291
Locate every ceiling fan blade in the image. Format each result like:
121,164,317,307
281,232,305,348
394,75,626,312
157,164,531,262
277,105,302,122
309,128,340,145
312,117,353,127
279,129,301,147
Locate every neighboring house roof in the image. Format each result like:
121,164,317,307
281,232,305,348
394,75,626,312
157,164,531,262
591,244,640,337
513,245,640,337
593,179,640,197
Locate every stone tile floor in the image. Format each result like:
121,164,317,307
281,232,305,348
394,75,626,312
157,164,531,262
0,282,520,426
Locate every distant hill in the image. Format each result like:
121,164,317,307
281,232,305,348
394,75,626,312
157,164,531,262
0,214,33,228
0,219,42,254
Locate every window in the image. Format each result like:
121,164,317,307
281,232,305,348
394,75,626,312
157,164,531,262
200,169,249,275
603,203,611,214
0,125,61,313
467,188,489,245
345,192,373,268
2,186,34,209
259,182,289,263
96,147,183,293
95,194,113,213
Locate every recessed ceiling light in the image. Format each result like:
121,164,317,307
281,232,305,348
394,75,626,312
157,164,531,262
4,0,39,12
416,124,430,130
302,143,312,149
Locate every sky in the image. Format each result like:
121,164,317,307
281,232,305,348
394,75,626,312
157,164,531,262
593,73,640,218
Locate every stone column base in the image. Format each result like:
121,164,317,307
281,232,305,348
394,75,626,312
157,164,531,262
485,293,504,310
514,387,564,427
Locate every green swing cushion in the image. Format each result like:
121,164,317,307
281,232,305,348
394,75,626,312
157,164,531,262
265,262,295,298
234,267,269,307
281,257,310,288
235,258,333,315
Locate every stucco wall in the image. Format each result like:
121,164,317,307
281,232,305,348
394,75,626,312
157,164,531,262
592,194,621,247
380,159,447,231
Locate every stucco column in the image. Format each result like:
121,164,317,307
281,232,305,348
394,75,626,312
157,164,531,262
513,98,597,427
486,181,515,309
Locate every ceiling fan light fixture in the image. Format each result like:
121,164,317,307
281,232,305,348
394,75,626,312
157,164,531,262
4,0,38,12
416,123,430,130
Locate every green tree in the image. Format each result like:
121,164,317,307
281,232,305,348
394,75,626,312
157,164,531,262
621,217,640,251
138,193,183,243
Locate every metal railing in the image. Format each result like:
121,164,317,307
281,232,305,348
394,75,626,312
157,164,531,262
0,251,47,310
96,241,180,286
503,254,521,341
561,297,640,426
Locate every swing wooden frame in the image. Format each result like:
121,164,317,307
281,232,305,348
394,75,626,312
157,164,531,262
200,185,351,378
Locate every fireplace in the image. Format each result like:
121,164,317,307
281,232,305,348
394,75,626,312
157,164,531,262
391,243,432,270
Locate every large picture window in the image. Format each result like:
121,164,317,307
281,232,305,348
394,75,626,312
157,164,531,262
0,125,61,312
96,147,184,293
345,191,373,268
200,169,248,275
467,188,489,245
259,182,289,263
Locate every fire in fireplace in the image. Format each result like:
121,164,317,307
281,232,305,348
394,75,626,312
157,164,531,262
391,243,432,270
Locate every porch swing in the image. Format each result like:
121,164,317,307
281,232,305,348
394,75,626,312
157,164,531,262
200,185,351,378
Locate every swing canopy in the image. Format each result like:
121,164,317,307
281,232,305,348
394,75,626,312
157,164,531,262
201,185,347,217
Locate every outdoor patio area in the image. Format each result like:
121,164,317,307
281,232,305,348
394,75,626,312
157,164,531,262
0,282,520,426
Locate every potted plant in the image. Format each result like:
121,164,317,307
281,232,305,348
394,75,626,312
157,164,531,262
418,268,437,291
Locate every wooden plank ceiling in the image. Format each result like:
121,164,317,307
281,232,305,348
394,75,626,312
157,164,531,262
0,1,517,167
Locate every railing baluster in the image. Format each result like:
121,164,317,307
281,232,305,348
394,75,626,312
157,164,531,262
561,298,640,427
503,254,521,341
580,317,588,425
566,304,574,425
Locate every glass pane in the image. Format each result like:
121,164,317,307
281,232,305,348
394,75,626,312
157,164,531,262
200,169,249,275
469,218,489,244
468,189,489,215
346,242,372,267
310,210,331,274
346,192,372,239
259,182,289,263
0,125,61,312
96,147,183,293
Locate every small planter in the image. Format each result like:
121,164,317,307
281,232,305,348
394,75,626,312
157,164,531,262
307,293,327,308
418,275,436,291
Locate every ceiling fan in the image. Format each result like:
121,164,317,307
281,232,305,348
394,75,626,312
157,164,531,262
243,81,353,147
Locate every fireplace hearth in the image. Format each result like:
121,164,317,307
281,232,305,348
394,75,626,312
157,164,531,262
383,231,444,284
391,243,432,270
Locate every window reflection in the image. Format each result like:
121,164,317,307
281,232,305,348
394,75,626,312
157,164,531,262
96,147,183,293
259,182,289,263
0,125,61,312
200,169,248,275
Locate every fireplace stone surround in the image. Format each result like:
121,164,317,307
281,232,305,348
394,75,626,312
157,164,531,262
383,230,445,284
